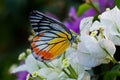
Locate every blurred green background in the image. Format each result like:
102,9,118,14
0,0,83,80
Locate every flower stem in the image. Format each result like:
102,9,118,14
99,27,105,39
37,75,46,80
43,62,53,68
62,52,66,61
62,69,71,78
67,65,78,79
102,47,118,64
88,0,100,14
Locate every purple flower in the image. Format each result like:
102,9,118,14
93,0,115,12
64,7,81,34
99,0,115,12
82,8,97,17
17,71,29,80
64,7,96,34
16,62,29,80
64,0,115,34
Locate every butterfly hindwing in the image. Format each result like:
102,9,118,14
30,10,73,61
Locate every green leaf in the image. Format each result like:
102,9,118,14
111,64,120,71
115,0,120,9
77,3,92,16
104,71,120,80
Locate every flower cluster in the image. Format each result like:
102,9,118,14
11,1,120,80
12,48,90,80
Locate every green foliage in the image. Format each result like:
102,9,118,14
115,0,120,9
104,71,120,80
112,64,120,71
77,3,92,16
104,64,120,80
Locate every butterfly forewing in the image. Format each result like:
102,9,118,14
30,10,72,61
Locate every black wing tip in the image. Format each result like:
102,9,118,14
30,10,40,14
30,10,45,16
30,10,36,15
29,10,61,23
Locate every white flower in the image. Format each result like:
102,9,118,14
37,68,67,80
77,35,116,68
78,16,117,68
78,72,90,80
12,48,90,80
99,6,120,45
80,17,93,35
65,47,85,74
12,54,46,73
80,16,114,41
65,47,90,80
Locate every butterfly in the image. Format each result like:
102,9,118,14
30,10,75,61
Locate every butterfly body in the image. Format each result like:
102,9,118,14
30,11,74,61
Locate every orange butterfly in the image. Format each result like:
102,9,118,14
30,11,75,61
